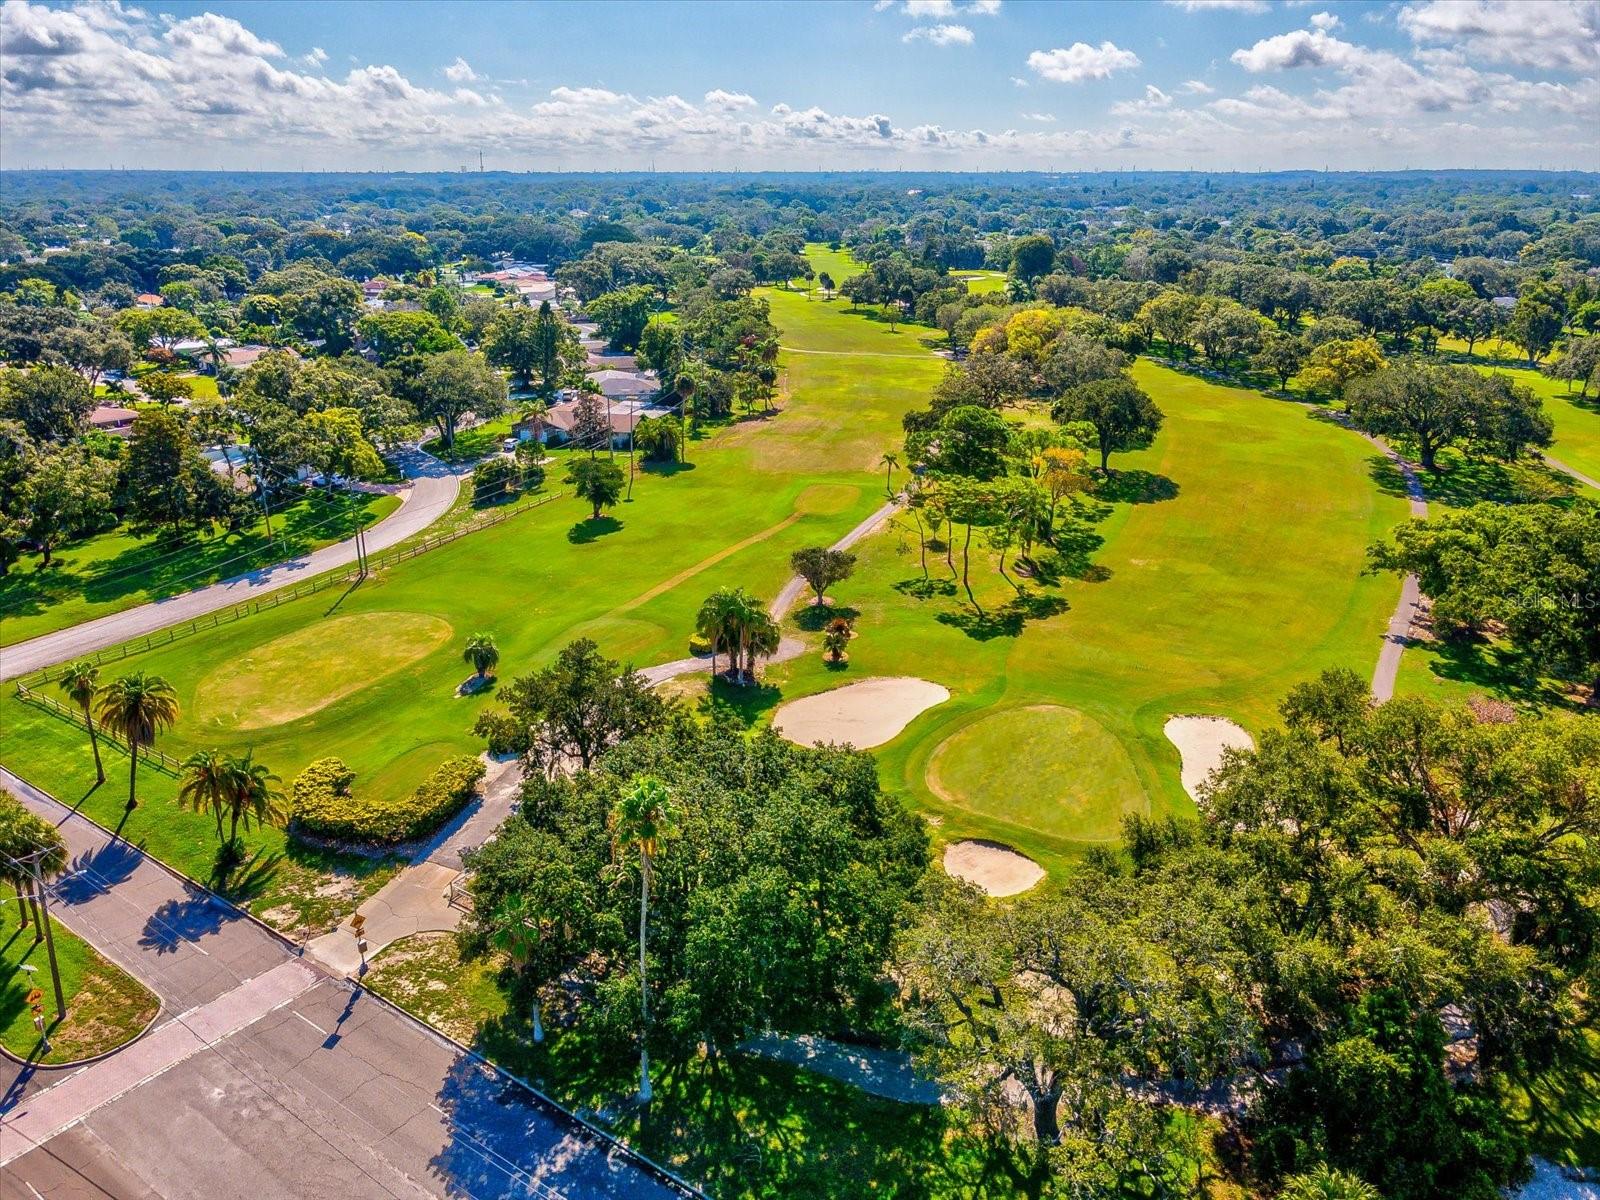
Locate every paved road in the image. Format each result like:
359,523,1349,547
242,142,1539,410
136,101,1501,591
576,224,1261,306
1360,434,1429,702
0,768,695,1200
0,449,470,683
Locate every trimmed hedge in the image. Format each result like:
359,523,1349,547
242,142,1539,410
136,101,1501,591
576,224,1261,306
291,755,485,844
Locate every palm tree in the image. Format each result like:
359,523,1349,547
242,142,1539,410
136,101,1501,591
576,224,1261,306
491,894,546,1042
223,750,285,852
94,672,179,812
0,790,69,1015
695,588,741,682
610,775,677,1104
1276,1166,1381,1200
880,450,900,498
742,606,781,683
522,398,550,446
824,617,852,664
179,748,233,842
674,375,696,466
463,633,500,683
56,661,104,784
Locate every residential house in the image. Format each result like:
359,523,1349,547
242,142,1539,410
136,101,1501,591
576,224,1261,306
589,369,658,401
88,405,138,436
134,292,164,308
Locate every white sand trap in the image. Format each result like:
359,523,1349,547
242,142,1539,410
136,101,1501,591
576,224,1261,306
943,840,1045,897
1164,716,1255,801
773,677,949,749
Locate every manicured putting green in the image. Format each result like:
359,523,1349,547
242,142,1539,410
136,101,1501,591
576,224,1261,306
194,612,454,730
926,705,1145,843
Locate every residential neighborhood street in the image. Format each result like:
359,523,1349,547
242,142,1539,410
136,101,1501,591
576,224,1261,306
0,768,695,1200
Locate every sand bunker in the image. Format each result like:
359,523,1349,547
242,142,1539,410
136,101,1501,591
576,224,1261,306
773,677,949,749
1164,716,1254,801
943,840,1045,897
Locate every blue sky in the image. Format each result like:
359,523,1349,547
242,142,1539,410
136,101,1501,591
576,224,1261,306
3,1,1597,171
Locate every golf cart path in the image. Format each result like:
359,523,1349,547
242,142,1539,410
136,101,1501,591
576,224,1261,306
1358,433,1428,703
1544,453,1600,493
0,448,470,682
641,497,900,685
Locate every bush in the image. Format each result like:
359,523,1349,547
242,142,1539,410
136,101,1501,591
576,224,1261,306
291,755,485,844
472,456,520,505
473,708,530,756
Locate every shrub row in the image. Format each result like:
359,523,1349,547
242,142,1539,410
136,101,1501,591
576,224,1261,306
291,755,486,844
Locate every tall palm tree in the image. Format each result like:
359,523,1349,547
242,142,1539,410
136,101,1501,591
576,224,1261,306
56,661,104,784
0,790,69,1014
491,894,546,1042
94,673,179,812
695,588,742,682
179,748,233,841
741,606,781,683
880,450,900,498
223,750,285,851
610,775,676,1104
463,633,500,683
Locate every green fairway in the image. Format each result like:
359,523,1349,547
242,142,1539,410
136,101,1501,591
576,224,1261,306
952,268,1007,296
0,490,401,647
0,247,938,860
2,912,159,1064
3,246,1408,888
754,362,1409,876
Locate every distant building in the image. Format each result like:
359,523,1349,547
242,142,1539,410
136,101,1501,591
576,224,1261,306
88,404,138,435
134,292,164,308
588,369,658,401
1491,295,1518,309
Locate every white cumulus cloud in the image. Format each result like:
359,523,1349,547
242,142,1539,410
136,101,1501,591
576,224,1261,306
1397,0,1600,71
1027,41,1141,83
905,23,975,45
443,56,478,82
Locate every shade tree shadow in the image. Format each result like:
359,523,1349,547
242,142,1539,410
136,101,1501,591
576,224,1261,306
700,677,783,727
793,603,861,633
567,516,624,544
54,840,143,904
138,892,234,954
936,591,1070,642
1093,469,1179,505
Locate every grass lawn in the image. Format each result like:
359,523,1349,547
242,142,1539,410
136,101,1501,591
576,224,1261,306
0,490,401,647
1497,1012,1600,1170
421,413,519,463
2,912,159,1064
953,269,1008,296
749,363,1408,878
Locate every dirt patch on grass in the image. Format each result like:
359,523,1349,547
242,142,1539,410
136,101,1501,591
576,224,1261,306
195,611,453,730
942,840,1045,897
365,932,506,1044
773,677,950,749
1164,715,1254,801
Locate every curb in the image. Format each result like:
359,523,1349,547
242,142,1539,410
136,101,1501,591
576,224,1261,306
0,766,706,1197
0,1000,165,1074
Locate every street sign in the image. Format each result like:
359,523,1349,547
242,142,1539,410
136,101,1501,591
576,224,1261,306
24,987,43,1006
